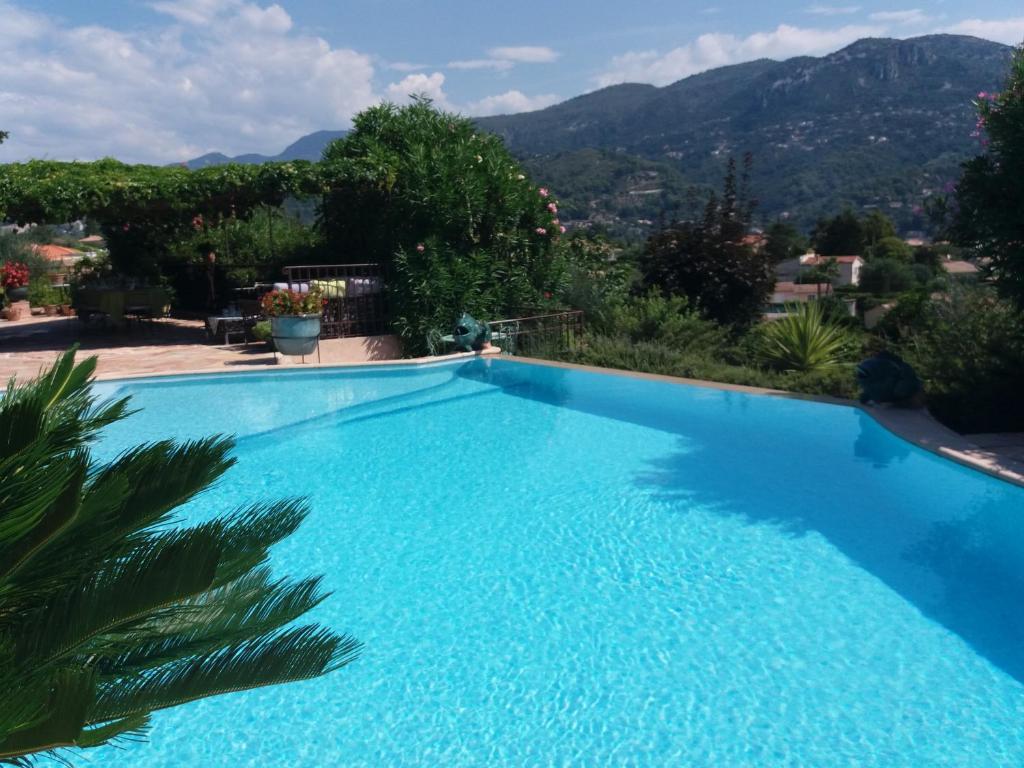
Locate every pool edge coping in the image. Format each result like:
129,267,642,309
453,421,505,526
91,348,1024,489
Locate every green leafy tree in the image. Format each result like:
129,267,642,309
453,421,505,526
953,45,1024,310
640,156,774,326
867,236,913,262
317,99,564,354
0,349,359,766
812,209,864,256
764,220,808,263
859,258,918,294
861,210,897,249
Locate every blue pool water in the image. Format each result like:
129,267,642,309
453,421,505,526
86,358,1024,766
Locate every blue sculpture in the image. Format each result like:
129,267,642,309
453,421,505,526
452,312,492,351
856,350,923,405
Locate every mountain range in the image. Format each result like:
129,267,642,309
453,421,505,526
185,34,1013,237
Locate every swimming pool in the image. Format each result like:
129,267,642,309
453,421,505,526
89,357,1024,766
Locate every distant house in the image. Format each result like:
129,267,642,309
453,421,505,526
942,259,979,277
764,281,834,319
774,253,864,287
799,255,864,287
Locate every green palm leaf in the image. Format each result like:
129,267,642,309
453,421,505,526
0,350,360,766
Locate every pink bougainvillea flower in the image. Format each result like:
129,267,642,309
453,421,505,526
416,243,425,253
535,227,547,235
538,188,549,198
978,91,988,99
559,225,567,234
547,202,558,213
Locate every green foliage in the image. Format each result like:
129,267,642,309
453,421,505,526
252,320,272,343
812,209,864,255
953,45,1024,310
565,334,859,399
859,258,920,294
611,292,728,352
755,301,853,372
0,349,359,765
26,278,59,307
868,236,913,262
0,160,322,287
640,156,774,326
764,220,808,263
556,233,634,334
895,285,1024,432
317,100,564,355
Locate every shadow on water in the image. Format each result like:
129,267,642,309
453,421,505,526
635,416,1024,686
457,358,1024,685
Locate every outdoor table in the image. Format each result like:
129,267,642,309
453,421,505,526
206,315,247,345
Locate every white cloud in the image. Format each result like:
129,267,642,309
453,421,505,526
943,17,1024,45
447,58,515,71
467,90,559,116
0,1,378,163
869,9,930,25
595,23,883,87
487,46,559,63
387,61,430,72
384,72,558,117
806,5,861,15
386,72,452,109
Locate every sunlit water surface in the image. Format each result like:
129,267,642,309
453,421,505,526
81,358,1024,767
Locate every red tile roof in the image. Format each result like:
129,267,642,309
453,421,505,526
30,244,80,261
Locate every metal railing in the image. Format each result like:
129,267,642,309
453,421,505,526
488,310,584,357
282,264,387,339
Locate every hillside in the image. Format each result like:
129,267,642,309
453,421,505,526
184,129,348,169
478,34,1012,235
183,35,1012,237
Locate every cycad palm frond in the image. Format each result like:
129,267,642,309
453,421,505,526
0,349,360,766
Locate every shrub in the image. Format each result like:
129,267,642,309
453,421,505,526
252,319,272,343
564,334,858,399
897,285,1024,432
610,292,728,353
868,236,914,262
318,100,563,355
756,301,853,373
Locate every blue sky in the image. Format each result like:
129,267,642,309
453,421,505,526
1,0,1021,163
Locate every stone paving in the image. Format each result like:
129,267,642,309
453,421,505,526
0,314,401,381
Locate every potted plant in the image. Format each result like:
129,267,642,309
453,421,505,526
260,288,323,356
1,261,30,303
2,297,22,321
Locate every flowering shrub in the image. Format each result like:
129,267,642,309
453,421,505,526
318,99,567,354
1,261,30,289
260,288,323,316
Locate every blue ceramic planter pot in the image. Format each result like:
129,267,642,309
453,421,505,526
5,286,28,303
271,314,321,356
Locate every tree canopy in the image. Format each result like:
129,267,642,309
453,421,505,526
317,99,565,353
640,156,774,326
953,45,1024,310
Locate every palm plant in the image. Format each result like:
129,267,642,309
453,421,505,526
757,301,851,373
0,349,360,766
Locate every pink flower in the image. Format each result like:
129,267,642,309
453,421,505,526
559,225,567,234
416,243,425,253
535,227,547,235
538,188,549,198
552,218,560,226
978,91,988,99
547,202,558,213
